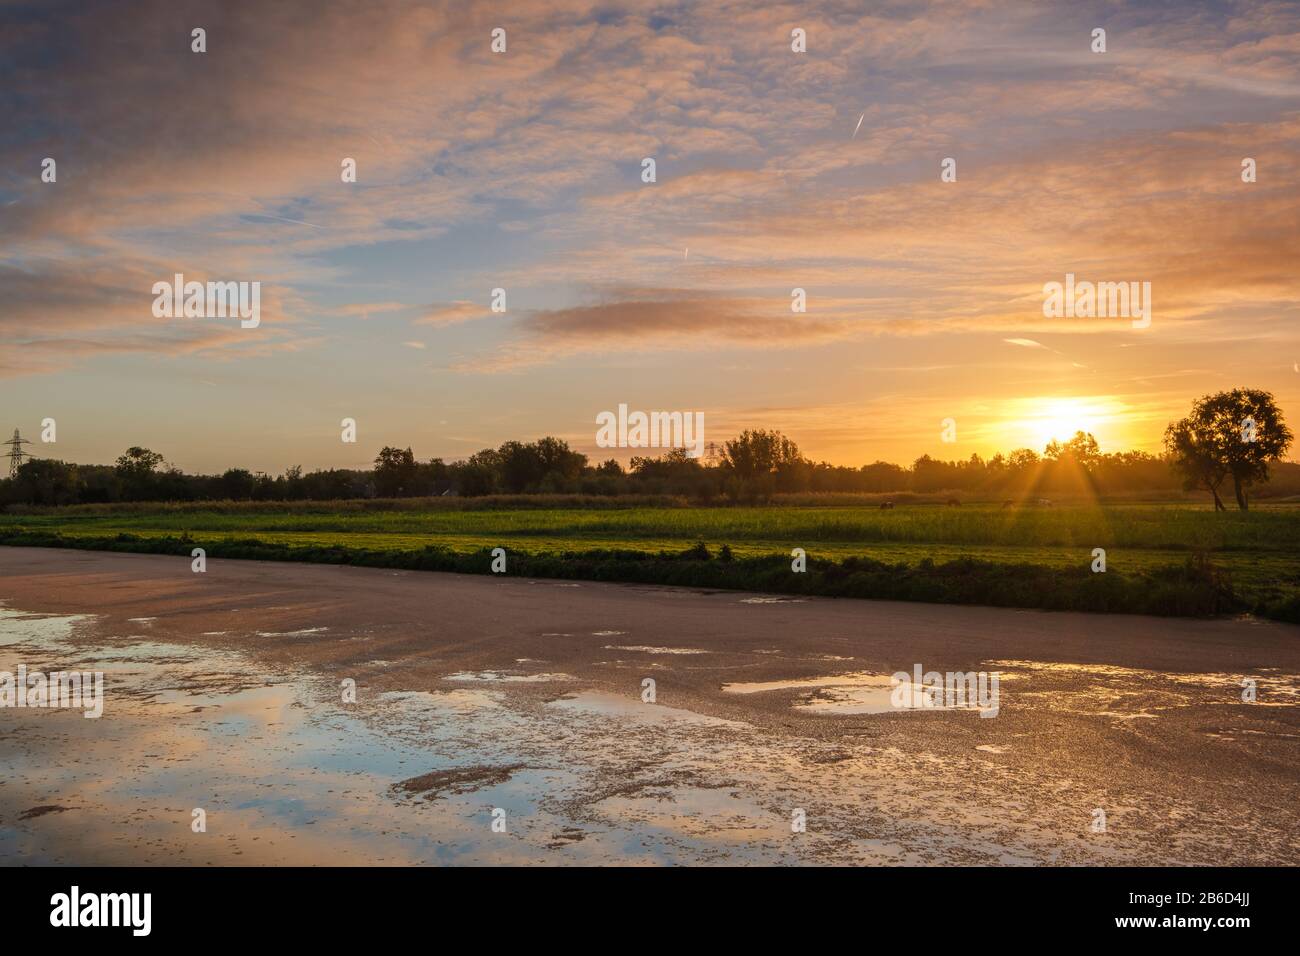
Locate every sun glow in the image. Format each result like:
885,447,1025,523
1033,398,1099,447
1003,396,1130,453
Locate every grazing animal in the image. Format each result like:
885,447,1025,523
946,498,961,506
1036,498,1053,507
879,501,895,510
1001,499,1014,509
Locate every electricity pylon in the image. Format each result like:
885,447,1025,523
4,428,31,477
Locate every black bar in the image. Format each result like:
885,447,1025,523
4,866,1281,939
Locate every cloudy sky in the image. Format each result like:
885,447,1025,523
2,0,1298,473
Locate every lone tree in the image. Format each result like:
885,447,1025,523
1164,389,1292,511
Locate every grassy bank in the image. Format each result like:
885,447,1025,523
0,529,1254,620
2,501,1296,622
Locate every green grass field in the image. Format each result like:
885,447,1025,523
3,501,1298,621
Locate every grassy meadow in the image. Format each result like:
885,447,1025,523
3,499,1298,621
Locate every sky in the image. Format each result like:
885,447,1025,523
2,0,1298,474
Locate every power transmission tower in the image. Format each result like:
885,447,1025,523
4,428,32,477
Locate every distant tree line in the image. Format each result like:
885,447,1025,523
3,390,1293,510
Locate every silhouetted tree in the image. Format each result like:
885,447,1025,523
1166,389,1292,511
218,468,257,500
11,459,79,506
1164,419,1230,511
722,429,802,501
374,446,419,497
114,447,165,500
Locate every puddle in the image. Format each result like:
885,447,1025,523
0,609,93,647
988,659,1300,717
739,597,807,604
723,672,991,716
797,682,985,716
0,605,933,864
2,601,1292,866
377,688,503,714
724,674,876,694
547,691,743,727
603,645,710,655
444,671,575,683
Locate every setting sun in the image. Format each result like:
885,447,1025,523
994,396,1134,453
1032,398,1100,446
